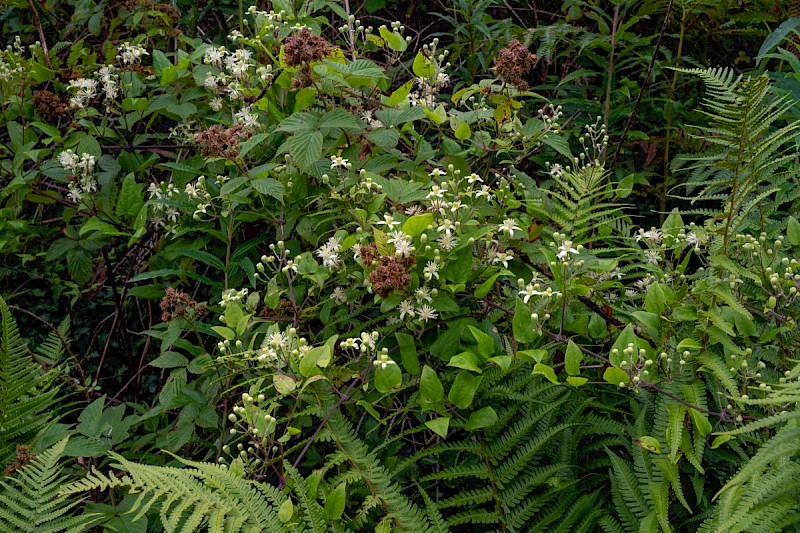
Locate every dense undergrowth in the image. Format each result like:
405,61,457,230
2,1,800,531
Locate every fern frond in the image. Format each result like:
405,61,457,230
62,453,289,532
0,438,102,532
0,296,62,464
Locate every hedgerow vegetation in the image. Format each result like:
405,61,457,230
2,0,800,531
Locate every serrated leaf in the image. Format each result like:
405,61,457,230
251,178,285,201
288,131,323,171
788,216,800,246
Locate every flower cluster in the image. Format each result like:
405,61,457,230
58,150,98,203
316,237,342,269
117,42,149,65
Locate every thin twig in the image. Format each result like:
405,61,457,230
610,0,675,168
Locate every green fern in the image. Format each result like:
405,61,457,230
62,453,291,532
0,438,102,532
0,295,62,465
671,67,800,251
528,163,630,247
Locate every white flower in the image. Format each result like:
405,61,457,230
330,287,348,304
330,155,349,168
203,46,226,67
556,240,579,260
645,250,661,265
519,284,546,304
417,304,438,322
268,332,287,350
498,218,522,238
117,42,148,65
686,233,700,249
204,73,221,92
66,183,83,202
58,150,79,173
426,184,445,200
475,185,493,201
67,78,98,108
423,261,439,281
209,97,224,112
234,105,259,128
636,228,662,244
437,219,455,235
487,247,514,268
76,153,96,176
399,300,415,319
429,168,446,178
316,237,342,269
373,350,397,369
387,230,414,257
438,233,457,251
376,213,400,229
415,286,433,304
466,173,483,185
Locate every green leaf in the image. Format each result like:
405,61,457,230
168,248,225,271
251,178,285,201
77,397,106,438
402,213,433,237
565,340,583,376
278,498,294,522
420,365,444,403
395,333,419,374
374,362,401,393
448,371,481,409
79,218,126,237
464,406,498,431
149,352,188,368
465,326,494,359
603,366,630,385
533,363,559,384
319,108,361,131
116,173,144,218
710,434,732,449
454,121,471,140
513,297,538,343
609,324,639,366
425,417,450,438
288,131,323,171
379,26,407,52
423,104,447,124
474,271,508,298
412,51,435,78
299,335,339,376
636,436,662,453
645,282,666,315
566,376,588,387
324,482,346,520
386,80,414,106
273,374,297,395
788,216,800,246
448,351,483,373
356,400,385,424
690,410,713,437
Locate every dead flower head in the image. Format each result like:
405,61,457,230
494,39,537,90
